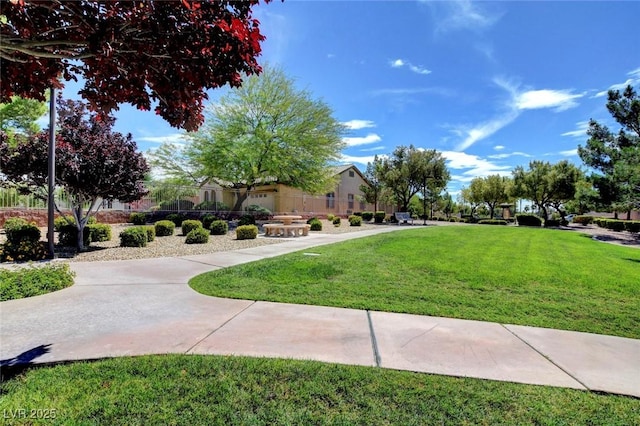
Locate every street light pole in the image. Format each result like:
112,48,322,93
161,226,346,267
47,88,56,258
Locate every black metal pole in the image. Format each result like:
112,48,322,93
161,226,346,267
47,88,56,258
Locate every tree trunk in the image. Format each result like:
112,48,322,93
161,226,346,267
232,188,249,212
73,206,85,252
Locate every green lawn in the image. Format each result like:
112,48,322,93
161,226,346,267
191,226,640,339
1,355,638,425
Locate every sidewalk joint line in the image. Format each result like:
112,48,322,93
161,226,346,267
501,324,591,391
185,301,257,354
367,310,381,368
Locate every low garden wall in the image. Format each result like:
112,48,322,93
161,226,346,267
0,210,131,228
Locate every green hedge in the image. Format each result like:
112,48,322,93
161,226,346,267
209,220,228,235
129,212,147,225
186,227,210,244
348,215,362,226
516,214,542,227
0,263,75,301
374,211,386,224
181,220,203,236
154,220,175,237
236,225,258,240
573,215,594,226
361,211,374,221
119,227,148,247
478,219,507,226
308,219,322,231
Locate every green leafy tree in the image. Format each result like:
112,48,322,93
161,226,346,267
466,175,512,219
414,149,450,223
578,85,640,217
460,178,485,218
512,160,581,224
0,96,47,142
360,155,386,212
153,66,346,212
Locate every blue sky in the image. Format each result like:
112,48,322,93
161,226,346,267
61,0,639,195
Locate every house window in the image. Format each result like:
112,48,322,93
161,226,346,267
204,191,209,202
326,192,335,209
349,170,354,177
348,193,354,209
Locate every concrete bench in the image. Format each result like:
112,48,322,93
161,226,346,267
395,212,414,225
263,223,310,237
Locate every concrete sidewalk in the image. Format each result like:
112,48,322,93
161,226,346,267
1,227,639,398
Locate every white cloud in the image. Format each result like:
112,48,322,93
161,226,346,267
339,154,378,166
138,133,186,144
359,146,386,152
453,110,519,151
424,0,502,33
442,150,511,181
494,145,505,151
342,119,376,130
562,121,590,138
595,67,640,97
559,149,578,157
342,133,382,147
450,78,584,150
515,89,583,112
487,151,531,160
389,59,432,75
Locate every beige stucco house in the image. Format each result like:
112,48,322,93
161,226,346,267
197,164,391,216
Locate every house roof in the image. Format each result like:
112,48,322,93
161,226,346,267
331,164,369,185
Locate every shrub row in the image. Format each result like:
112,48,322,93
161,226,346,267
594,218,640,233
516,214,542,227
58,223,112,247
0,263,75,301
573,215,594,226
477,219,507,226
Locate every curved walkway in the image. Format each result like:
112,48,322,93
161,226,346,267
1,226,639,398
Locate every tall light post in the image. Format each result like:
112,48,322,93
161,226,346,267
47,88,55,258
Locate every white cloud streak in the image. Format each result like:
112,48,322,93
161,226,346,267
342,133,382,147
342,119,376,130
442,150,512,183
423,0,502,33
595,67,640,97
138,133,186,144
562,121,590,138
389,58,432,75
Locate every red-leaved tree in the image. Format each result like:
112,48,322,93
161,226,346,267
0,97,150,250
1,0,270,131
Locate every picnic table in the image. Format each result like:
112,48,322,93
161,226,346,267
264,215,309,237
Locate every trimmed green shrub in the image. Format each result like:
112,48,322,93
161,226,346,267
58,224,90,247
181,219,203,236
332,216,341,226
209,220,228,235
0,263,75,301
129,212,147,225
353,212,363,217
478,219,507,225
166,213,185,227
1,240,48,263
238,214,256,226
194,200,228,211
374,211,386,224
604,219,626,232
144,225,156,242
624,221,640,233
87,223,112,242
516,214,542,227
5,219,40,244
236,225,258,240
4,217,28,231
185,227,209,244
246,204,272,218
119,227,148,247
348,215,362,226
545,219,561,227
361,211,374,221
573,215,594,226
154,220,175,237
201,214,219,230
309,219,322,231
327,213,335,222
53,215,96,231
